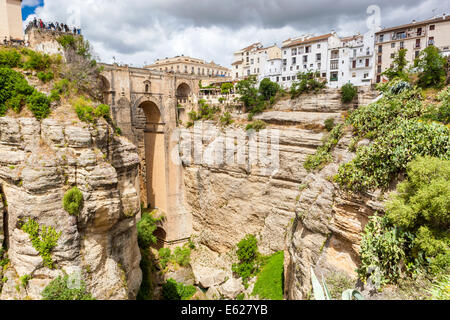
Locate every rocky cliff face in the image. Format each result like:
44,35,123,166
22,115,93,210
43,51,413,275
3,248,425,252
0,117,142,300
179,88,380,299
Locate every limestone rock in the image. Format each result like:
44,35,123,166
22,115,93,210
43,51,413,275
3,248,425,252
192,266,227,288
218,277,244,299
0,117,141,300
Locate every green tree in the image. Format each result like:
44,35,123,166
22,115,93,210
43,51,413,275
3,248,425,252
221,82,234,94
382,48,409,81
258,78,280,100
232,234,259,285
413,45,447,88
341,83,358,103
235,76,259,111
41,275,94,300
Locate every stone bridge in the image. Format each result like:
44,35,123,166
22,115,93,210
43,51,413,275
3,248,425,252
100,63,209,244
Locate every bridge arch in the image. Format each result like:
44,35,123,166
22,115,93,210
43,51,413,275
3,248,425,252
176,83,191,103
138,100,168,214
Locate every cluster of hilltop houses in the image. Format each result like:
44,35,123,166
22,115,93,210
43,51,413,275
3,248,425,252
232,14,450,89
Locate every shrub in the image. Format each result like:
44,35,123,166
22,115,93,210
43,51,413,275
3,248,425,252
252,251,284,300
162,278,196,300
414,45,447,89
37,71,54,83
422,86,450,124
357,214,411,287
20,274,31,288
290,71,326,98
335,120,449,192
341,83,358,103
62,187,83,216
0,68,34,116
0,48,22,68
172,246,191,267
41,274,94,300
94,104,110,119
56,35,76,49
137,211,159,249
428,275,450,300
304,124,343,171
23,50,51,71
324,117,335,131
137,248,154,300
232,234,259,285
220,112,233,126
385,156,449,274
245,120,266,132
27,91,51,120
20,219,61,269
158,248,171,269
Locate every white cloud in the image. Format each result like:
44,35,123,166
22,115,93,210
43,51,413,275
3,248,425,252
24,0,450,68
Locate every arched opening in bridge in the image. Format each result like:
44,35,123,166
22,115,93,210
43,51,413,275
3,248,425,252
176,83,191,104
140,101,167,214
100,75,111,105
153,227,167,250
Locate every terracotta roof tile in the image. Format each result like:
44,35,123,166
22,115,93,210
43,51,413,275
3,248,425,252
282,33,332,48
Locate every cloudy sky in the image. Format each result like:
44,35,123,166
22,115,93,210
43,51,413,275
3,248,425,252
22,0,450,68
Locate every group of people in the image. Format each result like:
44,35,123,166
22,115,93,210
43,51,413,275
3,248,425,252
25,18,81,35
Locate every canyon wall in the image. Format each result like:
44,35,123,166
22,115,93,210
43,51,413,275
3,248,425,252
0,117,142,300
179,87,381,298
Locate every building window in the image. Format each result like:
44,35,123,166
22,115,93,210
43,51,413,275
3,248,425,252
317,63,321,69
303,55,308,63
317,44,321,49
330,72,338,81
377,65,382,73
330,60,338,70
400,41,404,49
292,57,296,64
257,58,260,63
276,76,279,82
415,39,421,48
282,77,286,81
379,34,384,42
296,65,299,70
364,73,368,78
303,65,307,69
287,76,291,80
322,73,326,77
251,59,254,64
378,55,382,63
236,72,238,78
415,50,420,58
316,53,321,61
290,66,293,71
391,42,395,48
378,45,382,53
305,46,311,53
390,53,395,58
292,48,297,55
430,25,435,31
376,75,381,83
352,72,356,78
365,58,369,67
145,84,149,92
428,37,435,46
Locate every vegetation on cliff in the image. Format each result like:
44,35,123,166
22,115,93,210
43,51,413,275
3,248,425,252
252,251,284,300
41,274,94,300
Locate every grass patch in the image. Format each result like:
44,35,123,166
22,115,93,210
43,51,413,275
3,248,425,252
252,251,284,300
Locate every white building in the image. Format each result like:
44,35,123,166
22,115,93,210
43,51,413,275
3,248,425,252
231,43,282,82
280,32,341,89
327,32,375,88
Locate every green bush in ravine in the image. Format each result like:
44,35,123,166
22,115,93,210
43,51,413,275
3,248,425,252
232,234,259,285
162,278,196,300
385,157,449,275
335,85,450,192
137,211,160,249
0,48,22,68
37,71,54,83
20,219,61,269
421,87,450,124
341,83,358,103
158,247,171,269
74,97,110,123
245,120,267,132
357,214,412,287
27,91,51,119
252,251,284,300
324,117,335,132
335,119,449,192
304,124,343,171
358,157,449,287
41,274,94,300
62,187,83,216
